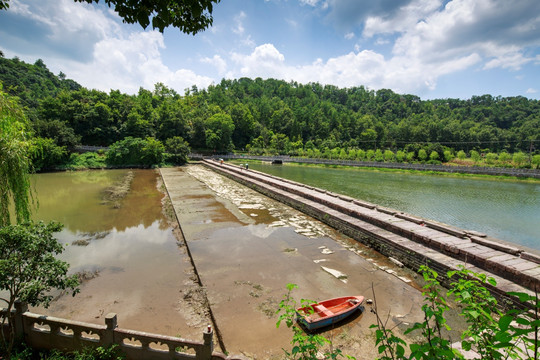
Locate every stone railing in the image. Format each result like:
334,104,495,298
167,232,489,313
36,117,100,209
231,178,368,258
1,302,237,360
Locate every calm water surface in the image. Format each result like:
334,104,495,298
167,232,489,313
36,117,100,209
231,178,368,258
245,163,540,251
30,169,174,273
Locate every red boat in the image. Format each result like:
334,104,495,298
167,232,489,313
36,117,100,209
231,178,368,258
296,295,365,331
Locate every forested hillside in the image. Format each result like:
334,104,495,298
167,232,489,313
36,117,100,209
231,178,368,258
1,56,539,164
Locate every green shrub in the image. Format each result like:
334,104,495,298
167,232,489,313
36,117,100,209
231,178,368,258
105,137,164,167
64,152,106,170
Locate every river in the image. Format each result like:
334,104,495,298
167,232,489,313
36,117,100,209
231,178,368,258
238,162,540,251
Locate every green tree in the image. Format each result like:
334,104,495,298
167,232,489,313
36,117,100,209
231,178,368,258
457,150,467,160
165,136,190,165
384,149,394,162
30,137,68,171
470,150,481,163
205,113,235,152
443,150,454,162
485,152,498,165
0,88,33,226
418,149,428,162
429,150,439,161
230,103,255,149
105,137,164,166
0,221,80,357
498,151,511,163
532,154,540,169
395,150,406,162
512,152,527,167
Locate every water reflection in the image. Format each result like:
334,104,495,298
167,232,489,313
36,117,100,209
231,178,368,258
31,169,168,233
57,221,175,275
246,163,540,250
30,169,173,270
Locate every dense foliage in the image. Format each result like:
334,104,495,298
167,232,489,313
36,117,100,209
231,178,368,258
1,56,539,169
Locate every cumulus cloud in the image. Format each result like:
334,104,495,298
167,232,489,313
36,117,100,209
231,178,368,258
359,0,540,88
228,43,466,94
231,44,286,78
2,0,539,97
0,0,214,94
201,55,228,75
325,0,420,30
68,31,214,93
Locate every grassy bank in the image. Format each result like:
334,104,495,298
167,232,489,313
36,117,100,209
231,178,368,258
229,159,540,183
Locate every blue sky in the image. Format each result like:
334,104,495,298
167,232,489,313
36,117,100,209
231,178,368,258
1,0,539,100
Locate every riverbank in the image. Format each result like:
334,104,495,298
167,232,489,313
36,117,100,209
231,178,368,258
210,154,540,180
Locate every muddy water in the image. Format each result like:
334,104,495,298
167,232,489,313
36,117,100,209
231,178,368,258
32,170,207,340
161,165,434,359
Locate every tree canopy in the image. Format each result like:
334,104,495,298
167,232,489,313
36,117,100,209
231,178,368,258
1,57,539,168
0,0,220,34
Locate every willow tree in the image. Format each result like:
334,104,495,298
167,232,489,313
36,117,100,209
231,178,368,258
0,87,33,226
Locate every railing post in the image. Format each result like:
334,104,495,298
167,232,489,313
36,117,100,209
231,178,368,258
198,325,214,360
14,301,28,340
104,313,117,346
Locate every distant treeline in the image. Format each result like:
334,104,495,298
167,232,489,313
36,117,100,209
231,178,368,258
1,55,539,169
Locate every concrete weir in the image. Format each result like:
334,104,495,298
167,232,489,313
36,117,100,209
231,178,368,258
202,159,539,306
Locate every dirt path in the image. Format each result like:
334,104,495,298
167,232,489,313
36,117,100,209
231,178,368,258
161,165,430,359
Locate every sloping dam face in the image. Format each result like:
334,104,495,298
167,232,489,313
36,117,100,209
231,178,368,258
202,159,540,304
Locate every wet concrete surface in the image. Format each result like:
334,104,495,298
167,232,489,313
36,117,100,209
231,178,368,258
160,165,432,359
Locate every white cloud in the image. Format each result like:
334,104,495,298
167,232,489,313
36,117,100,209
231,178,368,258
299,0,320,6
344,32,354,40
69,31,214,93
363,0,441,38
201,55,228,75
242,35,256,48
233,11,246,35
483,50,531,70
228,43,467,94
2,0,214,94
231,44,286,78
526,88,538,94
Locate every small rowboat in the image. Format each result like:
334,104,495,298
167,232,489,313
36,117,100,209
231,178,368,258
296,295,365,331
